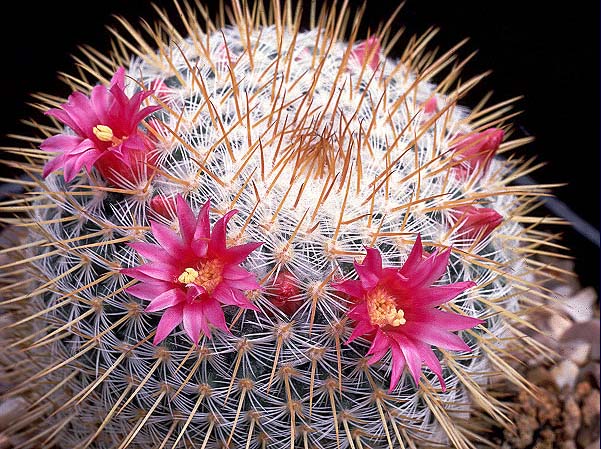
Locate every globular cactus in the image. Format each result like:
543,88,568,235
0,1,562,448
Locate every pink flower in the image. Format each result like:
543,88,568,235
450,128,504,180
332,235,483,392
351,36,381,71
122,195,262,345
451,205,503,241
41,67,161,185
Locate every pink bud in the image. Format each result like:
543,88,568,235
450,128,504,180
149,195,177,220
451,205,503,241
268,271,302,316
422,97,438,114
351,36,381,71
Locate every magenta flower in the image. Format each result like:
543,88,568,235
41,67,161,185
122,195,262,345
351,36,381,71
332,235,483,392
450,128,504,180
451,205,503,241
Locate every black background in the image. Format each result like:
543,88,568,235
1,1,599,292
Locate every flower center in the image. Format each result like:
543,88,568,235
93,125,123,145
367,287,406,327
178,260,223,295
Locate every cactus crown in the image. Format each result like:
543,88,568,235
0,1,561,448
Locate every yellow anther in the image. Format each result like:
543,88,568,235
93,124,115,142
178,267,199,284
367,287,406,328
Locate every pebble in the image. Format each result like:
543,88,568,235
551,359,580,390
560,287,597,323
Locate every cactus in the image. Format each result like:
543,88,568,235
0,1,562,448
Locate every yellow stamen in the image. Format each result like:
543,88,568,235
93,124,115,142
178,267,199,284
367,287,406,328
177,260,224,295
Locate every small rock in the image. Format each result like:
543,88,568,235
581,389,600,427
561,340,591,366
560,287,597,323
558,441,576,449
561,320,600,361
551,360,580,390
0,397,28,430
548,312,574,341
575,381,593,401
562,396,581,439
579,363,601,388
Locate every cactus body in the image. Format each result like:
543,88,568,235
0,2,559,448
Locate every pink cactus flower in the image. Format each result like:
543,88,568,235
267,270,302,316
41,67,161,185
351,36,381,71
332,235,483,392
122,195,262,345
451,205,503,241
450,128,504,180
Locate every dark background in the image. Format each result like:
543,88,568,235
1,1,599,292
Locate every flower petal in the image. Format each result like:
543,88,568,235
146,288,186,312
176,195,197,245
150,221,186,255
223,242,262,265
153,303,184,345
389,342,407,392
126,281,172,301
208,210,238,256
183,302,205,344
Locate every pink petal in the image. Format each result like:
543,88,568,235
146,288,186,312
130,262,179,282
90,84,111,124
192,200,211,257
394,334,423,389
365,330,390,362
110,67,126,90
409,324,472,352
347,317,376,344
183,301,205,343
176,195,197,244
412,308,484,331
417,281,476,307
63,91,100,135
331,279,365,299
42,153,67,179
399,235,423,277
223,242,262,265
389,343,407,392
126,281,172,300
201,298,229,334
223,273,260,291
150,221,186,255
153,303,184,345
362,247,383,276
40,134,85,153
354,254,380,290
418,341,446,392
128,242,175,264
208,210,238,256
408,249,451,287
